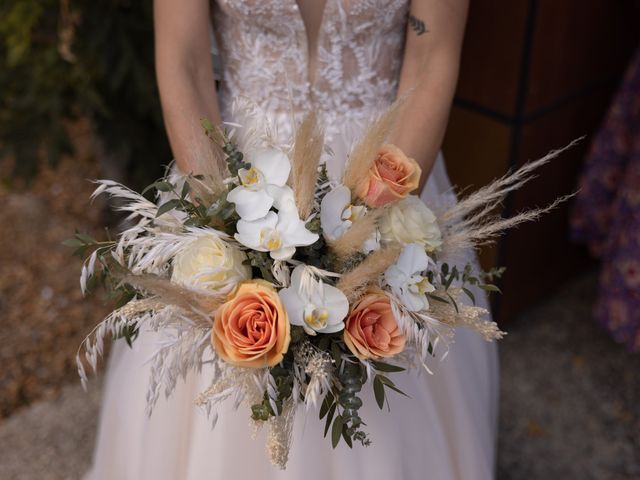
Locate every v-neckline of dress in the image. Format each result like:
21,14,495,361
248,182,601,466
292,0,330,88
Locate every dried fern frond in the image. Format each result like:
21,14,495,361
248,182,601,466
76,299,159,388
121,227,231,277
328,209,384,260
342,97,405,191
290,112,324,219
337,245,402,302
145,318,213,415
91,179,161,222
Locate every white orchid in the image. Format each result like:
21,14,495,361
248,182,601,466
235,209,318,260
384,243,435,312
279,265,349,335
320,184,380,252
227,147,292,221
320,185,363,241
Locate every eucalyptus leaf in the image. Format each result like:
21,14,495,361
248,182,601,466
378,375,409,398
62,238,84,248
154,181,174,192
141,182,159,195
330,342,342,365
180,180,191,199
373,375,385,410
341,425,353,449
319,393,333,419
383,382,409,398
75,233,97,244
446,292,459,313
441,263,449,276
371,360,405,373
462,287,476,305
479,283,502,293
324,403,337,437
377,375,396,388
444,270,455,290
426,293,449,304
156,199,181,217
331,414,344,448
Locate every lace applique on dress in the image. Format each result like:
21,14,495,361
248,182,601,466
211,0,409,149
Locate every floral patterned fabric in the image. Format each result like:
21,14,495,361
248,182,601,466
571,46,640,352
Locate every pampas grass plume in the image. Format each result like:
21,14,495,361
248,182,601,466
290,112,324,219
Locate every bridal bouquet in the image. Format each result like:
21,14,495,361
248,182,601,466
71,98,568,468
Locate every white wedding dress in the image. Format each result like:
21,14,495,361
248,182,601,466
85,1,499,479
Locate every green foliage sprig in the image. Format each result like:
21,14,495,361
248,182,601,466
426,261,505,312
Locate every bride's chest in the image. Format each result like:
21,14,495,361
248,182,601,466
214,0,409,34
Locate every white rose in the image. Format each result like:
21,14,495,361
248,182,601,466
379,195,443,252
171,235,251,293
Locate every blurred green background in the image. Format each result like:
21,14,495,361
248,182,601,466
0,0,168,184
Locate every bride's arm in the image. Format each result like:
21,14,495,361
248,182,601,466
392,0,469,190
154,0,221,173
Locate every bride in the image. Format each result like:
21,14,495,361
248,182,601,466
85,0,498,478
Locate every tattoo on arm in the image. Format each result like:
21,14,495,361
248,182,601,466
408,14,428,36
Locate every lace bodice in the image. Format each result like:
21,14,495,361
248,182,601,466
211,0,409,152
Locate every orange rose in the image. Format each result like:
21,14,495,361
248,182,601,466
356,144,422,207
343,288,406,360
212,281,290,368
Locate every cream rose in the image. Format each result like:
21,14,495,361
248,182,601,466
171,234,251,294
379,195,442,252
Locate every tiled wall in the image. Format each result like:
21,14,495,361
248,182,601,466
442,0,640,322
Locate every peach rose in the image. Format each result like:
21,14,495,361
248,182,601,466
343,288,406,360
356,144,422,207
212,281,290,368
